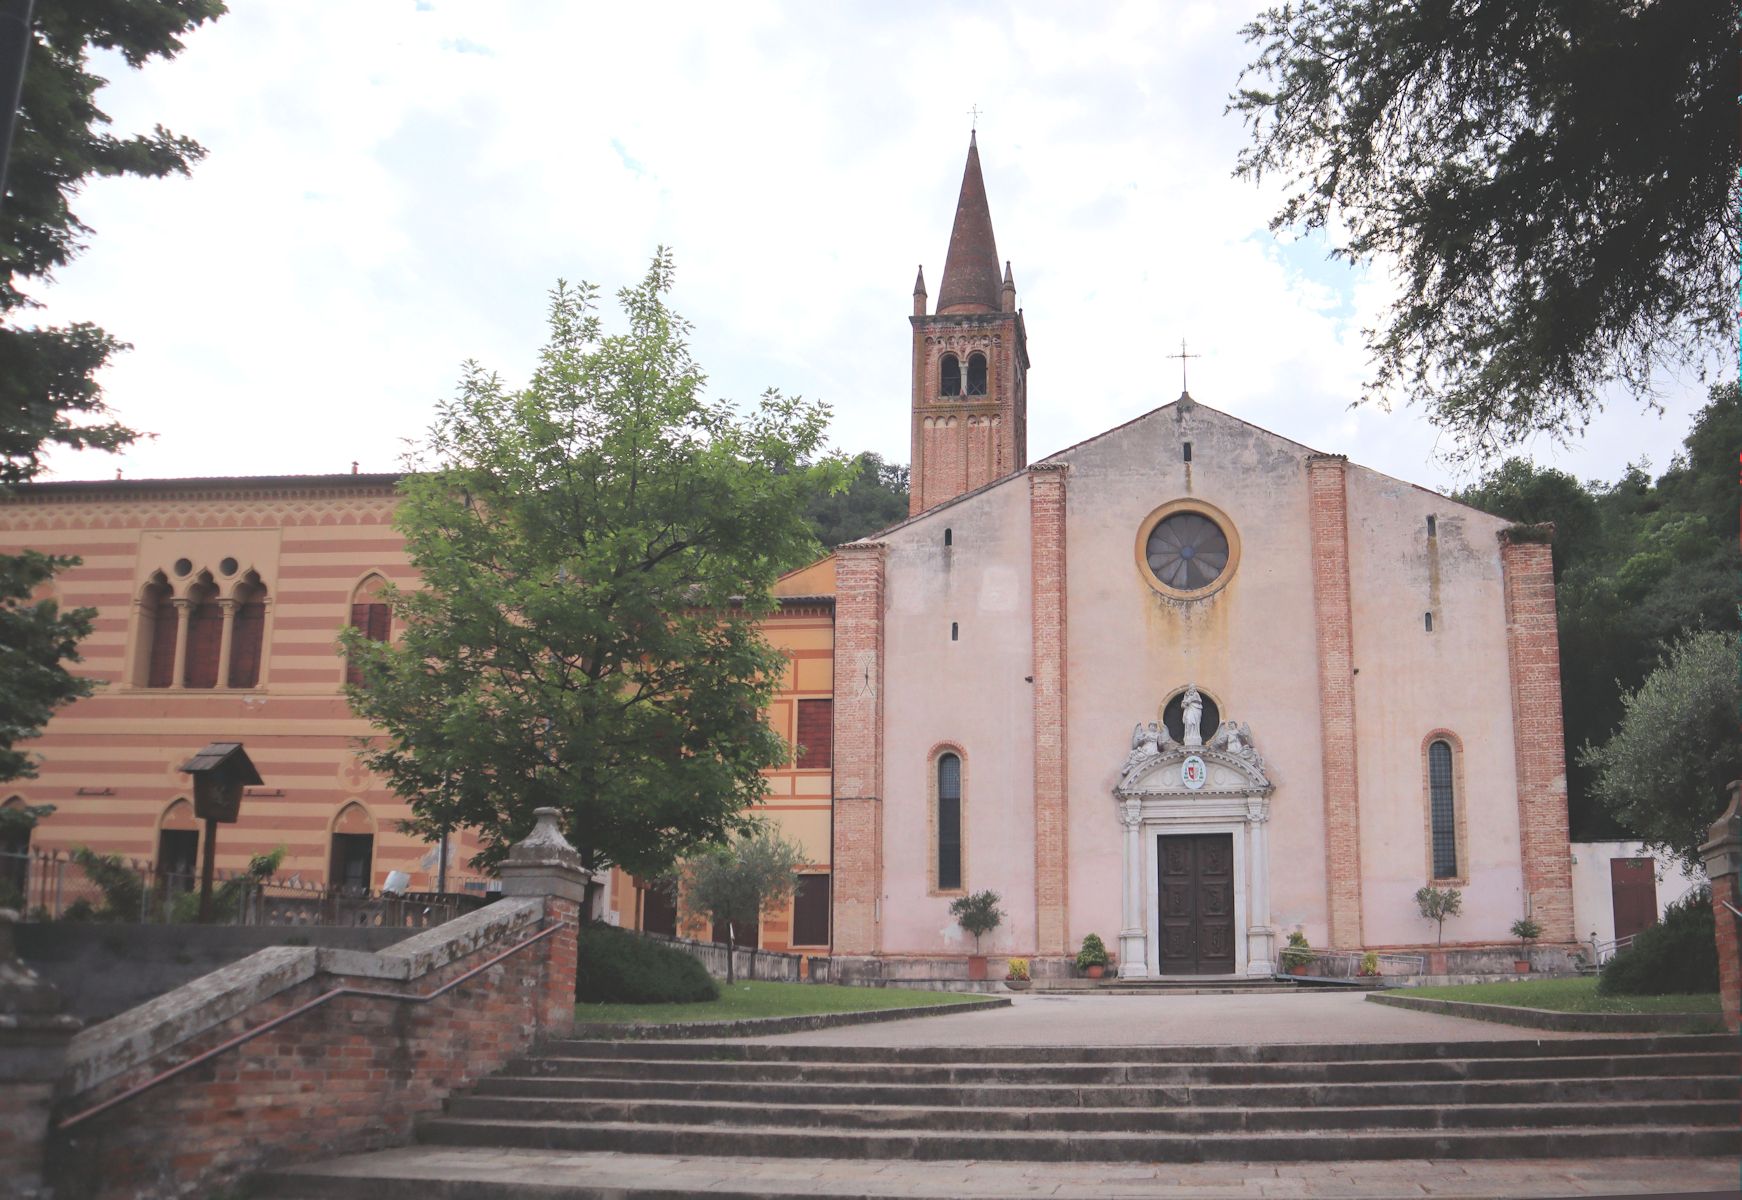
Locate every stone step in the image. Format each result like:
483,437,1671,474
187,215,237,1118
471,1070,1738,1109
519,1051,1735,1086
445,1092,1738,1134
538,1032,1734,1065
415,1115,1741,1162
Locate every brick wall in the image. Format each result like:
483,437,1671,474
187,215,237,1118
831,543,886,955
1307,454,1364,949
1498,530,1575,943
49,894,576,1200
1029,465,1070,958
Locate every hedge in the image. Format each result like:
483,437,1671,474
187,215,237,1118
1598,887,1718,997
577,923,720,1004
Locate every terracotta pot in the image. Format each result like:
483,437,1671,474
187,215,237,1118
1004,979,1032,991
1085,964,1105,979
1514,960,1532,973
967,955,988,981
1288,964,1308,977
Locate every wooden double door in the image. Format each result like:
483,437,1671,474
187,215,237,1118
1157,833,1236,975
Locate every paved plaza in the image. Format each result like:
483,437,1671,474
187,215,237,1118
740,991,1583,1047
281,1146,1741,1197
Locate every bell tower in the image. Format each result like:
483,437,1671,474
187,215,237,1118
909,132,1029,516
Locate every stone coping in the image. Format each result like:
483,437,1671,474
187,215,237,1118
571,995,1009,1040
1366,990,1723,1033
63,897,543,1097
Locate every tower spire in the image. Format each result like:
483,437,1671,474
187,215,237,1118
935,132,1002,315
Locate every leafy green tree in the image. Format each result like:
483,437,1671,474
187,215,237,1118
1580,631,1741,873
0,1,224,784
803,451,908,548
1232,1,1737,458
949,889,1002,955
678,824,806,984
0,549,95,784
344,254,846,881
1414,885,1462,945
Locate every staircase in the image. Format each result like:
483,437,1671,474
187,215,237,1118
260,1032,1737,1192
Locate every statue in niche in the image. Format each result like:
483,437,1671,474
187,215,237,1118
1181,685,1204,748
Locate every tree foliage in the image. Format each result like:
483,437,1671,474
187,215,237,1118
949,889,1002,954
1454,383,1741,838
1232,1,1738,458
344,255,845,881
0,550,95,784
2,0,225,483
803,451,908,548
1414,885,1462,944
678,824,806,983
1580,632,1741,873
0,2,224,785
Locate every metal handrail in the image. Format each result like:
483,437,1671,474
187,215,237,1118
57,919,571,1132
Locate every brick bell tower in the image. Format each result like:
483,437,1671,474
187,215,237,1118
909,132,1030,516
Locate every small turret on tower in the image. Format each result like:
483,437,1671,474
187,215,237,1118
913,265,927,317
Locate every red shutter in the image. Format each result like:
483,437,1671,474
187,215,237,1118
796,699,833,769
228,601,265,688
184,603,223,689
147,606,179,688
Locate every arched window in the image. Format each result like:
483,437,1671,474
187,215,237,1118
156,799,200,893
139,575,178,688
229,572,268,688
1428,739,1458,879
1,796,30,903
935,750,963,892
183,575,222,688
966,352,987,396
939,353,962,397
346,576,391,686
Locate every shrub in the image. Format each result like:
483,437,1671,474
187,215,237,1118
1358,950,1380,976
1414,886,1463,944
1005,956,1031,982
949,890,1003,954
577,923,720,1005
1076,933,1109,971
1280,930,1312,970
1598,888,1718,997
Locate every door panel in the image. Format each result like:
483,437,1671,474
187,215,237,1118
1157,833,1237,975
1610,858,1657,943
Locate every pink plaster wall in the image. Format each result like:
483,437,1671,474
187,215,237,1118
878,479,1038,955
1342,465,1522,945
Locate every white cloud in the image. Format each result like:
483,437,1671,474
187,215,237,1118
28,0,1717,494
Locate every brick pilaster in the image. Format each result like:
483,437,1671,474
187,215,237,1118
1700,783,1741,1033
1029,465,1069,957
1306,454,1363,949
1498,529,1577,943
831,542,886,955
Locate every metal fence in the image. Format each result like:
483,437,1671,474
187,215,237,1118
1288,949,1427,979
0,848,488,928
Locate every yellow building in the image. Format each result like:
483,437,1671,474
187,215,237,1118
0,473,837,952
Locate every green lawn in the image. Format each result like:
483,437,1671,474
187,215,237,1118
1405,976,1720,1014
575,980,985,1025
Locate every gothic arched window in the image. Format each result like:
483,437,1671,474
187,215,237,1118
966,352,987,396
229,573,268,688
933,749,964,893
1428,738,1459,879
139,575,178,688
939,353,962,397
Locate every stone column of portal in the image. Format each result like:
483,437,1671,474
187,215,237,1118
170,598,193,689
1117,797,1147,978
1245,799,1275,975
1699,782,1741,1033
1498,526,1576,943
214,599,237,690
1306,454,1363,950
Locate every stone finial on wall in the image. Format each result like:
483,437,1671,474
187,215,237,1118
499,807,590,905
0,909,83,1200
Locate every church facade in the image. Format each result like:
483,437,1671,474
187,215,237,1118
827,135,1575,975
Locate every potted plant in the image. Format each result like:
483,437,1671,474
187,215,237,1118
950,890,1003,980
1280,930,1313,976
1357,950,1381,978
1004,956,1032,991
1510,915,1542,973
1076,933,1110,979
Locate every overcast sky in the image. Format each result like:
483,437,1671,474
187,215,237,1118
28,0,1719,494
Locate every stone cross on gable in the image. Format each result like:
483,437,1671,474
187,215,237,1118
1166,339,1200,392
